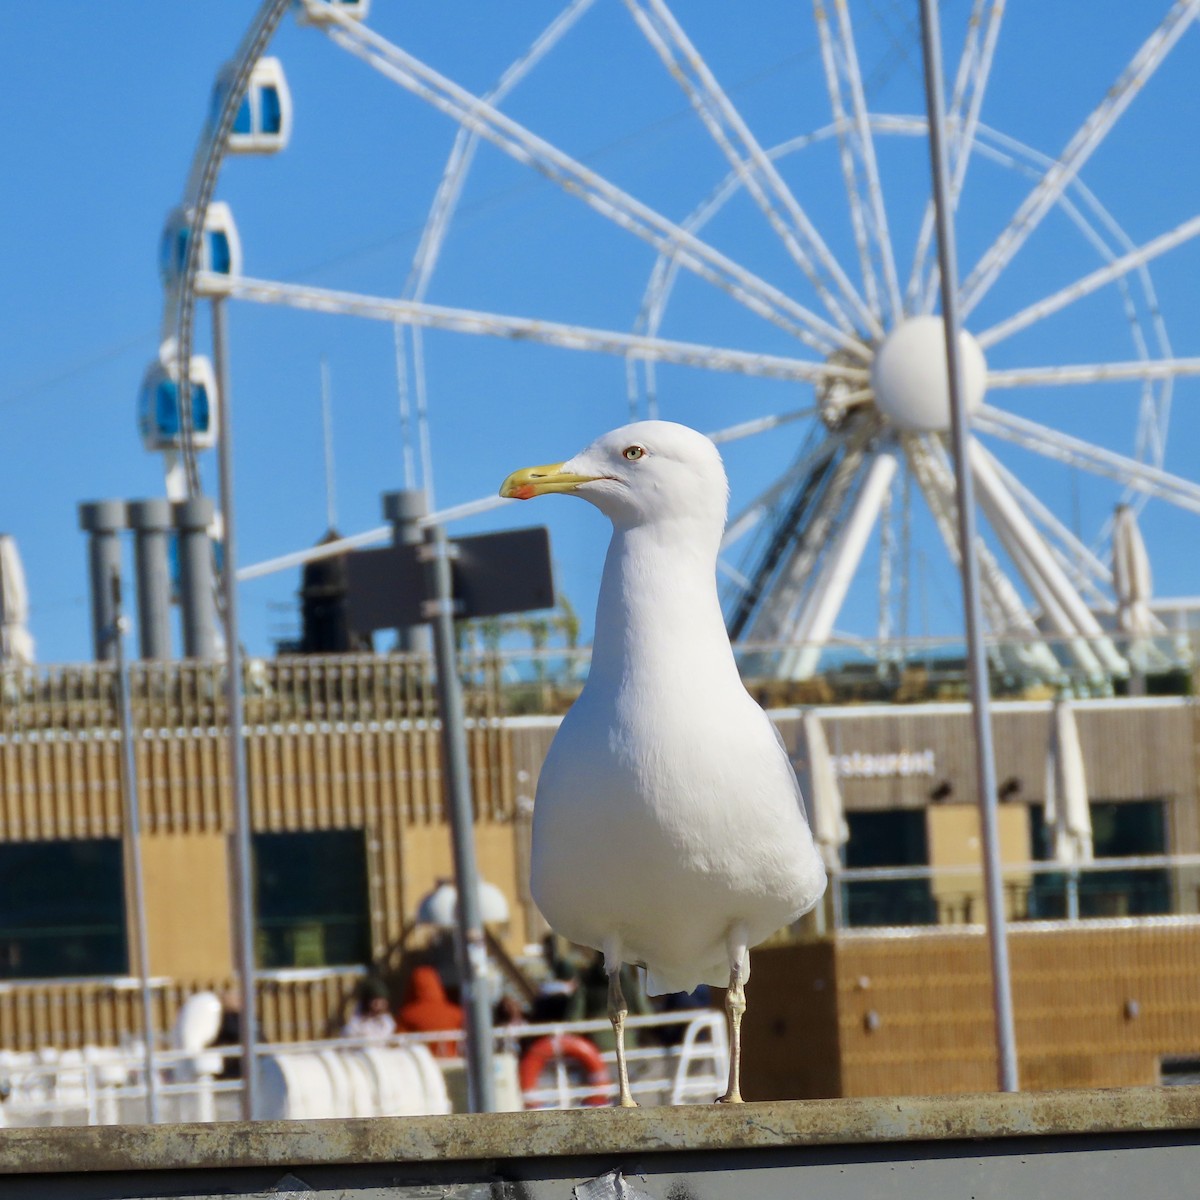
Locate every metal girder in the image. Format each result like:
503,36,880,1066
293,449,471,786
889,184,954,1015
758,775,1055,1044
978,214,1200,349
969,440,1125,679
214,275,868,386
906,436,1063,682
317,8,866,358
813,0,903,328
785,449,899,679
908,0,1005,312
974,405,1200,515
738,427,874,649
959,0,1200,317
625,0,876,336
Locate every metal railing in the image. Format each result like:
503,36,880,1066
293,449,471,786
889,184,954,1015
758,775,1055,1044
0,1009,727,1126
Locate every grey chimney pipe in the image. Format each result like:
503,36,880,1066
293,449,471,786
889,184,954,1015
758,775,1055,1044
172,497,218,660
78,500,128,662
128,499,173,660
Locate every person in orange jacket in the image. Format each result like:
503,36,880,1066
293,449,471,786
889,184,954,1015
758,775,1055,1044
397,965,464,1058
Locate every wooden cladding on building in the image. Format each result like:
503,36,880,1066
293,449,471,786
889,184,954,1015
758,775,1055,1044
0,654,513,841
0,971,367,1052
746,923,1200,1100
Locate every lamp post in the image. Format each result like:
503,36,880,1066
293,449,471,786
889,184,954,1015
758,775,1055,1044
919,0,1020,1092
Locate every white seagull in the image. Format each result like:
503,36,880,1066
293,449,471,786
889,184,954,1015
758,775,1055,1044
500,420,826,1105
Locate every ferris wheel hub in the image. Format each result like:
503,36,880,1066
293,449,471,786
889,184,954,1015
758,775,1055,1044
870,316,987,433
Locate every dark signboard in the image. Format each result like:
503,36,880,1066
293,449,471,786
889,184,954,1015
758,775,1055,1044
344,526,555,634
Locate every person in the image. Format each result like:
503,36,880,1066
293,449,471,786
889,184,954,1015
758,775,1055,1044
342,977,396,1040
530,956,580,1025
213,987,247,1080
396,965,463,1057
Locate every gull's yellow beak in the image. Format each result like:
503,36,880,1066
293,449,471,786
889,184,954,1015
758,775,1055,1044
499,462,601,500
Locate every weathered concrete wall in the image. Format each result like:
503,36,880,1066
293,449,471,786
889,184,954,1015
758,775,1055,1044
3,1088,1200,1199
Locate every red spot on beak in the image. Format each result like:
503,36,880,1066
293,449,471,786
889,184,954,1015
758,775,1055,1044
512,484,537,500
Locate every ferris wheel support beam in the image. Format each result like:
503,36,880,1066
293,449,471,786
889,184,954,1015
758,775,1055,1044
970,441,1125,678
787,449,899,680
739,435,867,646
721,430,854,563
812,0,904,327
978,213,1200,350
319,11,867,359
978,443,1113,602
974,406,1200,515
908,0,1005,311
626,0,877,336
906,436,1063,681
960,0,1200,318
215,274,871,386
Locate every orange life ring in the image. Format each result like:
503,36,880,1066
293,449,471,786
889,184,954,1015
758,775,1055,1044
519,1034,611,1107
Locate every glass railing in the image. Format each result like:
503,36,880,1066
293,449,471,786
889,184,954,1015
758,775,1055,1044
819,854,1200,932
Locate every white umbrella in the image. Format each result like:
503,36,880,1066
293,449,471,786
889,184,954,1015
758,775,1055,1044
1112,505,1155,637
797,711,848,873
416,878,511,928
1044,697,1093,867
0,534,35,667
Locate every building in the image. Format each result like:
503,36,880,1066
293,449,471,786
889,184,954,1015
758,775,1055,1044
2,653,1199,1097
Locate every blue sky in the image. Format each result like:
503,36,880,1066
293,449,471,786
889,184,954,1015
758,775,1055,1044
2,2,1198,665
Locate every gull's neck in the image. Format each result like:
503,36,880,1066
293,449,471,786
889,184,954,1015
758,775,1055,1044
588,516,740,695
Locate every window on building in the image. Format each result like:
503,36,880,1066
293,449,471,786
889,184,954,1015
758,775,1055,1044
842,810,936,928
0,840,128,980
253,830,372,970
1029,799,1170,918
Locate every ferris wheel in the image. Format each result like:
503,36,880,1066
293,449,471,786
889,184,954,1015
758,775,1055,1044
154,0,1200,687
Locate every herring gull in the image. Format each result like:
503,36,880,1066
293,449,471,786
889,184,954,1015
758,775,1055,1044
500,420,826,1105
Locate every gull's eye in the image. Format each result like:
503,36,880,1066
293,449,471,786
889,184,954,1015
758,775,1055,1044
622,445,646,461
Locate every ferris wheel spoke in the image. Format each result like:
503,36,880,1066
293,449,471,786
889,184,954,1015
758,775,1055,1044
318,13,861,358
218,275,869,386
974,406,1200,516
960,0,1200,319
812,0,903,327
403,0,597,303
624,0,877,337
986,357,1200,389
706,406,818,445
978,214,1200,350
909,0,1005,313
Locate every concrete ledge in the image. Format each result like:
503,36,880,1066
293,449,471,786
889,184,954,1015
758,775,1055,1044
3,1087,1200,1175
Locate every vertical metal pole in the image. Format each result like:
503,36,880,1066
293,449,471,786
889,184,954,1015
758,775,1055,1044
918,0,1020,1092
110,571,161,1123
211,296,259,1119
422,523,496,1113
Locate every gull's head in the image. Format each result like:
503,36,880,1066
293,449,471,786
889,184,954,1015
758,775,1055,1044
500,420,729,532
